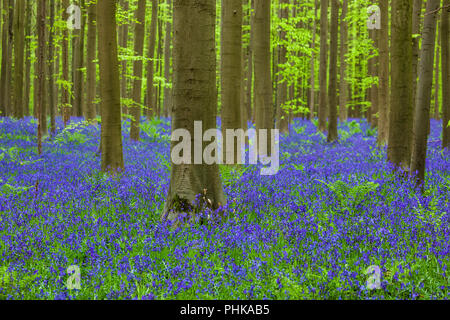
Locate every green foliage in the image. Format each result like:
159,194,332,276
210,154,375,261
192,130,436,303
317,179,379,211
413,196,447,230
52,121,91,145
293,125,306,135
139,118,170,143
0,182,34,197
0,146,19,162
338,120,363,142
219,165,251,187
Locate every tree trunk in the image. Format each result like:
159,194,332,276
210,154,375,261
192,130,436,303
163,0,172,118
86,0,97,122
254,0,273,155
442,0,450,149
221,0,243,164
327,0,338,142
369,28,379,129
434,20,440,120
377,0,389,146
411,0,440,186
247,0,254,123
13,0,25,119
62,0,71,126
318,0,328,132
36,0,46,155
387,0,413,171
129,0,147,141
338,0,348,122
73,0,85,118
412,0,423,114
48,0,56,135
0,0,10,116
156,14,163,117
119,0,129,116
23,1,31,117
275,0,289,134
163,0,226,227
145,0,158,118
97,0,124,173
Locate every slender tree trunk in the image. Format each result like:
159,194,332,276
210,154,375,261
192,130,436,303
221,0,243,164
327,0,338,142
377,0,389,146
412,0,423,113
275,0,289,134
309,0,318,120
434,20,440,120
145,0,158,118
247,0,254,123
0,0,10,116
411,0,440,186
48,0,56,135
86,0,97,121
62,0,71,126
388,0,413,171
369,28,379,129
156,14,163,117
119,0,129,116
254,0,273,155
129,0,147,141
36,0,46,154
97,0,124,173
163,0,172,118
442,0,450,149
23,1,31,117
163,0,226,226
318,0,328,132
13,0,25,119
338,0,348,122
73,0,85,118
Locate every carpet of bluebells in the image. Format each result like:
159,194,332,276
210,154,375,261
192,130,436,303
0,116,449,300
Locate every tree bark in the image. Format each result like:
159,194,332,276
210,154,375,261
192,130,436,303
434,20,440,120
247,0,254,123
275,0,289,134
119,0,129,116
23,0,31,117
338,0,348,122
369,28,379,129
377,0,389,146
62,0,71,126
0,0,11,116
221,0,243,163
129,0,147,141
86,0,97,122
36,0,46,155
387,0,413,171
73,0,85,118
97,0,124,173
145,0,158,118
412,0,423,115
13,0,25,119
163,0,226,227
442,0,450,149
411,0,440,186
318,0,328,132
254,0,273,155
48,0,56,135
163,0,172,118
327,0,338,142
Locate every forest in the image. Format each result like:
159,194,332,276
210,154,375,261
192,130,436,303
0,0,449,301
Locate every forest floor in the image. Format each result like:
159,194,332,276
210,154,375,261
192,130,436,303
0,117,449,300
